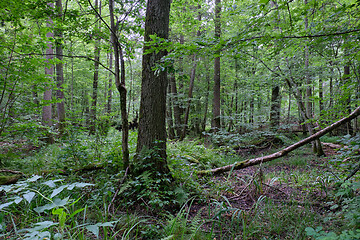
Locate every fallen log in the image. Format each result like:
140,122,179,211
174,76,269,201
197,106,360,176
321,142,343,149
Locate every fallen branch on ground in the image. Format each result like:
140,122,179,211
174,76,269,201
197,106,360,176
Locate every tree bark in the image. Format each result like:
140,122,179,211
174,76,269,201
197,105,360,176
181,54,197,140
42,2,54,144
167,83,175,139
270,86,281,129
89,0,101,135
211,0,221,130
106,51,113,114
170,67,183,137
202,59,211,132
135,0,171,175
109,0,129,169
55,0,66,135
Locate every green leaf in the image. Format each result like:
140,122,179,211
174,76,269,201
27,175,42,182
34,198,69,213
305,227,317,236
0,201,14,210
23,191,36,203
67,207,85,220
14,196,22,204
42,179,63,188
85,224,100,238
67,182,94,190
50,185,68,198
85,221,116,238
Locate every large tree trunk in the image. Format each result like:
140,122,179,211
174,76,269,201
211,0,221,130
197,105,360,176
135,0,171,175
55,0,66,135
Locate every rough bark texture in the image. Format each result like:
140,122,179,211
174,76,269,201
197,105,360,176
135,0,171,175
55,0,66,135
212,0,221,130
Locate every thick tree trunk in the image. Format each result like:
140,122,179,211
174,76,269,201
135,0,171,175
197,105,360,176
55,0,66,135
212,0,221,130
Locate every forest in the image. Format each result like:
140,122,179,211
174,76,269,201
0,0,360,239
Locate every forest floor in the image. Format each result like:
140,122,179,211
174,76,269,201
0,131,359,239
179,143,347,239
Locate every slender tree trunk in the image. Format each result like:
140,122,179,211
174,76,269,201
304,0,312,121
202,59,211,132
249,96,254,124
181,8,201,139
109,0,129,169
135,0,171,176
344,65,353,135
70,41,74,114
55,0,66,135
181,54,197,140
42,2,54,144
285,76,325,156
89,0,101,135
107,51,113,114
167,84,175,139
287,89,291,124
329,62,334,109
212,0,221,130
319,76,323,120
270,86,281,129
170,70,182,137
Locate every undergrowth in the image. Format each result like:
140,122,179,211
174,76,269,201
0,129,358,239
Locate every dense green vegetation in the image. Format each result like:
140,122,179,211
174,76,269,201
0,0,359,239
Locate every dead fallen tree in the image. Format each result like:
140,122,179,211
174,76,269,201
197,106,360,176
